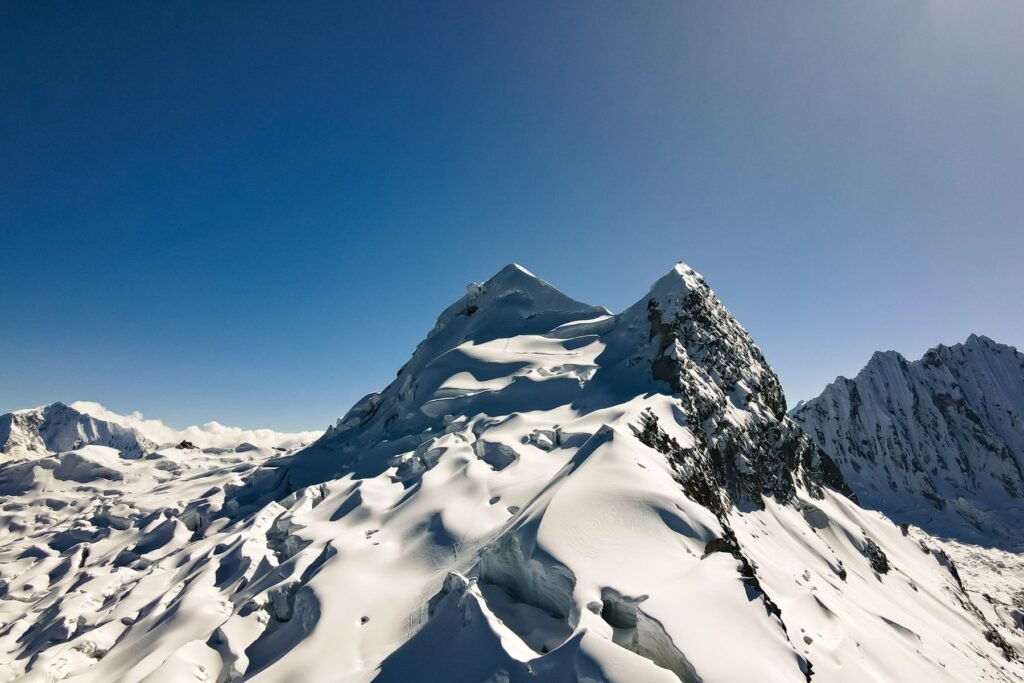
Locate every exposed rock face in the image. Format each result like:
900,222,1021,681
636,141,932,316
0,402,155,459
631,265,853,511
793,335,1024,547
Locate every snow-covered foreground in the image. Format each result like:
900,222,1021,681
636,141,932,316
1,264,1020,682
0,443,283,681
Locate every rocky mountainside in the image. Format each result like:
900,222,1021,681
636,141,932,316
0,402,156,459
792,335,1024,548
0,265,1019,682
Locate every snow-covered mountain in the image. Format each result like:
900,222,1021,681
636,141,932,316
792,335,1024,548
0,402,156,459
0,401,322,459
67,401,323,452
1,264,1020,682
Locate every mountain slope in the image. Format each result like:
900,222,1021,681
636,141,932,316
792,335,1024,548
0,265,1019,682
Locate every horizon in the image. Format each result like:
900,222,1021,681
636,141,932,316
2,259,1016,434
4,2,1022,431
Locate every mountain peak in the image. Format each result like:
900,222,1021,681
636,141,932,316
1,401,155,458
961,333,1006,350
469,263,591,309
622,260,788,421
643,261,706,309
11,400,70,415
867,349,908,366
426,264,608,344
486,261,536,281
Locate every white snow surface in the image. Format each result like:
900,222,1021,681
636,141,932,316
909,527,1024,663
1,264,1020,682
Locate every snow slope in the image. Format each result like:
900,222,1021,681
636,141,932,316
906,528,1024,664
792,335,1024,549
1,264,1019,682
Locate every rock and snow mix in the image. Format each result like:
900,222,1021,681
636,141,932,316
792,336,1024,549
793,335,1024,664
906,528,1024,662
0,263,1020,682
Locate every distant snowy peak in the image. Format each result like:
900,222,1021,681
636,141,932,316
0,402,155,459
0,402,321,459
69,400,323,451
793,335,1024,546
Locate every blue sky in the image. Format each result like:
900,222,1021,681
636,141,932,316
2,2,1022,432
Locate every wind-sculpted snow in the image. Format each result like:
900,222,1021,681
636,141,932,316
793,335,1024,549
1,264,1020,681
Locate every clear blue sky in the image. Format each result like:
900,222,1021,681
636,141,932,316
3,2,1022,432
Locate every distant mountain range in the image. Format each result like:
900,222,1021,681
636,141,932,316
0,401,322,457
0,402,155,459
793,335,1024,549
